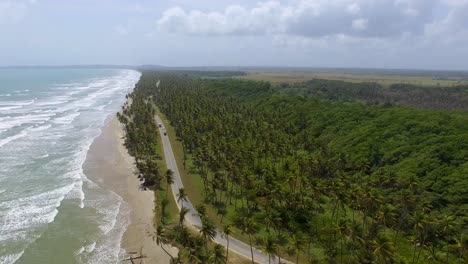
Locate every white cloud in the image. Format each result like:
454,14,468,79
0,0,36,25
156,0,468,40
346,3,361,15
157,2,285,35
352,18,368,30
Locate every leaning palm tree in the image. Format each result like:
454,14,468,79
263,234,278,264
179,206,190,227
200,216,217,247
153,225,175,262
166,169,175,198
222,224,233,264
177,188,188,204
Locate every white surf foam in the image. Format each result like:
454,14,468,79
38,154,49,159
0,69,141,264
0,252,23,264
0,184,75,242
53,112,81,125
0,99,35,106
0,131,28,148
0,123,52,148
0,113,53,131
0,105,23,111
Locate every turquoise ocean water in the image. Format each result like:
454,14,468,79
0,69,141,264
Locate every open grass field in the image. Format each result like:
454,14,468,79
240,71,468,87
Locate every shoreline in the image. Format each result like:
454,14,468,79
83,115,175,263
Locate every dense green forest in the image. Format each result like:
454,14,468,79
278,79,468,110
122,71,467,263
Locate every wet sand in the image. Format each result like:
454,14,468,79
83,116,177,263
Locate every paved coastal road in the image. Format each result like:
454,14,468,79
155,115,289,264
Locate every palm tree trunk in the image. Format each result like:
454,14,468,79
412,240,418,264
226,237,230,264
160,244,175,263
416,236,426,264
249,234,254,264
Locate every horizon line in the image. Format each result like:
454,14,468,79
1,64,468,73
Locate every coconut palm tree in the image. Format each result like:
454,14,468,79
222,224,233,264
154,225,175,262
411,211,432,264
200,216,216,246
177,188,188,204
438,214,455,263
375,204,397,233
237,216,258,264
196,204,207,219
263,234,278,264
179,206,190,227
452,234,468,263
211,244,227,264
289,232,306,264
335,219,349,263
372,232,395,264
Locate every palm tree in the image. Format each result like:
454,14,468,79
452,234,468,263
166,169,175,198
196,204,207,219
179,206,190,227
289,232,306,264
375,204,396,233
347,221,364,257
438,214,455,263
222,224,233,264
411,211,432,264
237,216,258,264
211,244,227,264
263,235,278,264
200,216,216,246
372,232,395,264
177,188,188,204
154,225,175,262
335,219,349,263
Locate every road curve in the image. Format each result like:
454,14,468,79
155,115,289,264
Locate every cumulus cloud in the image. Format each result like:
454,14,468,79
157,2,284,35
156,0,467,40
0,0,36,25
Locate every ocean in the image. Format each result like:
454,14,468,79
0,69,141,264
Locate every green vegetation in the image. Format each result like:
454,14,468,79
274,79,468,110
123,71,468,263
118,78,232,263
241,71,468,87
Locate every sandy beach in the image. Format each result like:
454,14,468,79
83,115,176,264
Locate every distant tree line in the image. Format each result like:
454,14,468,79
278,79,468,110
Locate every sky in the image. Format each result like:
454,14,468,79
1,0,468,70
